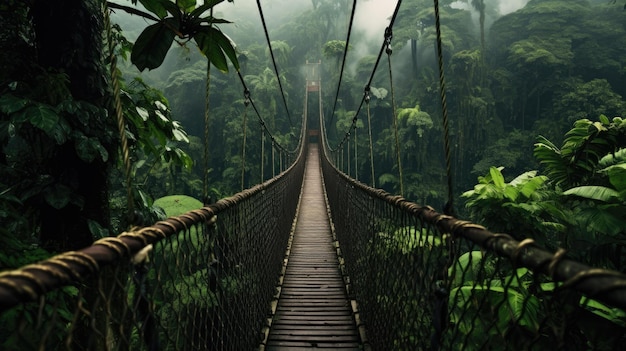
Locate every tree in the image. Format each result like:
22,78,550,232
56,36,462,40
0,0,117,251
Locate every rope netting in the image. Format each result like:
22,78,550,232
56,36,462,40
320,151,626,350
0,142,305,350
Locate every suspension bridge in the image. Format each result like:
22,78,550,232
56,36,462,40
2,0,626,350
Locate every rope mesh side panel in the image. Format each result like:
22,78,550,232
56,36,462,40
0,147,305,350
320,150,626,350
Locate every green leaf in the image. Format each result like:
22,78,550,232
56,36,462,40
155,109,169,123
131,19,177,71
606,164,626,192
136,106,150,121
26,105,59,131
449,251,484,287
177,0,197,13
154,100,168,111
194,27,239,72
172,128,189,143
75,136,109,162
0,94,29,114
599,114,610,125
51,117,72,145
43,184,73,210
489,166,505,188
159,0,182,21
190,0,225,17
563,186,620,202
518,176,546,198
138,0,169,19
581,296,626,327
87,219,109,239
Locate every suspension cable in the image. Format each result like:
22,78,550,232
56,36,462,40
240,89,250,191
255,0,293,127
327,0,402,153
235,70,295,157
327,0,358,130
433,3,456,347
385,27,404,196
103,1,134,218
434,0,455,215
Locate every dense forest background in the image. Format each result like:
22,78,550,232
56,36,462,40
1,0,626,272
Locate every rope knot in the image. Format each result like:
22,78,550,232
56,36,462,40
384,27,393,55
244,88,251,106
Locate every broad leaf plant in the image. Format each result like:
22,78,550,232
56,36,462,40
109,0,240,72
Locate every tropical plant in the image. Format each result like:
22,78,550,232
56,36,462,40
534,116,626,188
445,250,626,350
462,166,565,247
108,0,239,72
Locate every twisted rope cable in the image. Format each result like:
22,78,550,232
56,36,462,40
255,0,293,127
433,0,455,215
103,1,134,215
203,59,212,204
328,0,357,129
365,88,376,187
385,27,404,196
241,89,250,191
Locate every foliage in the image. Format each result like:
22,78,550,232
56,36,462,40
466,116,626,269
109,0,239,72
462,166,564,246
446,250,626,350
534,116,626,188
397,104,432,138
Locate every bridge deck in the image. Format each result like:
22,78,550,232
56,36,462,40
266,143,360,350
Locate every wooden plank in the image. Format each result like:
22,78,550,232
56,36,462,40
265,144,360,351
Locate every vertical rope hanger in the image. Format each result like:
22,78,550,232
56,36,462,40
260,122,265,183
432,2,456,348
365,87,376,187
240,89,250,191
103,1,134,219
354,121,358,181
202,8,214,205
433,0,455,215
346,132,352,177
385,27,405,196
272,137,276,178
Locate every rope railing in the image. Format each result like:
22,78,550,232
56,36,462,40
320,149,626,350
0,139,307,350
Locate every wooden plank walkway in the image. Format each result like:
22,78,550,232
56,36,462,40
265,143,361,350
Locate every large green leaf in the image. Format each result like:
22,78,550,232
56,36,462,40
194,27,240,72
563,185,620,202
606,164,626,192
131,19,177,71
137,0,170,19
177,0,197,13
43,184,73,210
26,105,59,131
580,296,626,327
489,166,505,188
449,251,485,287
190,0,225,17
0,94,28,114
75,135,109,162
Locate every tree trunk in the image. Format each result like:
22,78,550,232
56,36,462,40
31,0,113,251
